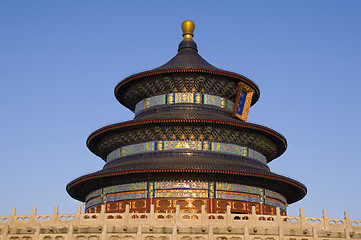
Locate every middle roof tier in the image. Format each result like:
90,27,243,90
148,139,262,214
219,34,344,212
87,113,287,163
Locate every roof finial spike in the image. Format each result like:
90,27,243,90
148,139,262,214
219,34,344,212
182,20,195,41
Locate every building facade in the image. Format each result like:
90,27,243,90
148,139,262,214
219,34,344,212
66,20,306,216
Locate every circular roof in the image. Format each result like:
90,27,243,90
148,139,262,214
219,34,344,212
66,166,306,204
114,22,260,111
86,117,287,162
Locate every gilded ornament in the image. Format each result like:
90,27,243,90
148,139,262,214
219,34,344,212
181,20,195,41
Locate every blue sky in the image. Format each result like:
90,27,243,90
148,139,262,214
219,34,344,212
1,1,360,219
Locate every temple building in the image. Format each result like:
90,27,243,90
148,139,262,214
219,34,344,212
66,20,306,215
1,21,359,240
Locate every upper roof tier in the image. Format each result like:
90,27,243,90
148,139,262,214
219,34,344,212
114,20,260,112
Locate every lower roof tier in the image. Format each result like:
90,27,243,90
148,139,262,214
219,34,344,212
66,166,306,205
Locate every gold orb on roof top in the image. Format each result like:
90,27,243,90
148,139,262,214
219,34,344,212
181,20,195,41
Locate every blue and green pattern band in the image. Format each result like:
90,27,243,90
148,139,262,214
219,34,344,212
135,93,235,115
106,140,267,164
85,181,287,210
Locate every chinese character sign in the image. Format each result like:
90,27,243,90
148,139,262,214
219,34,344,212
233,83,254,121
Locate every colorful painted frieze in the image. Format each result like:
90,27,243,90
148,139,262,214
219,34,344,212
85,182,288,212
265,189,287,204
134,99,145,113
135,93,235,114
85,189,102,201
211,142,266,164
154,181,209,190
104,182,147,194
106,191,147,202
175,92,193,103
248,149,267,163
145,94,166,108
212,142,242,155
216,190,261,203
85,196,103,209
106,148,121,162
264,197,287,210
204,94,221,107
155,189,208,198
163,140,202,151
106,140,267,164
215,182,263,195
121,142,155,156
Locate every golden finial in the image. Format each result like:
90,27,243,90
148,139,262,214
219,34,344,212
181,20,195,41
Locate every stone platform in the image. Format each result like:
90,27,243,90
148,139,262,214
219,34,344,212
1,205,360,240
